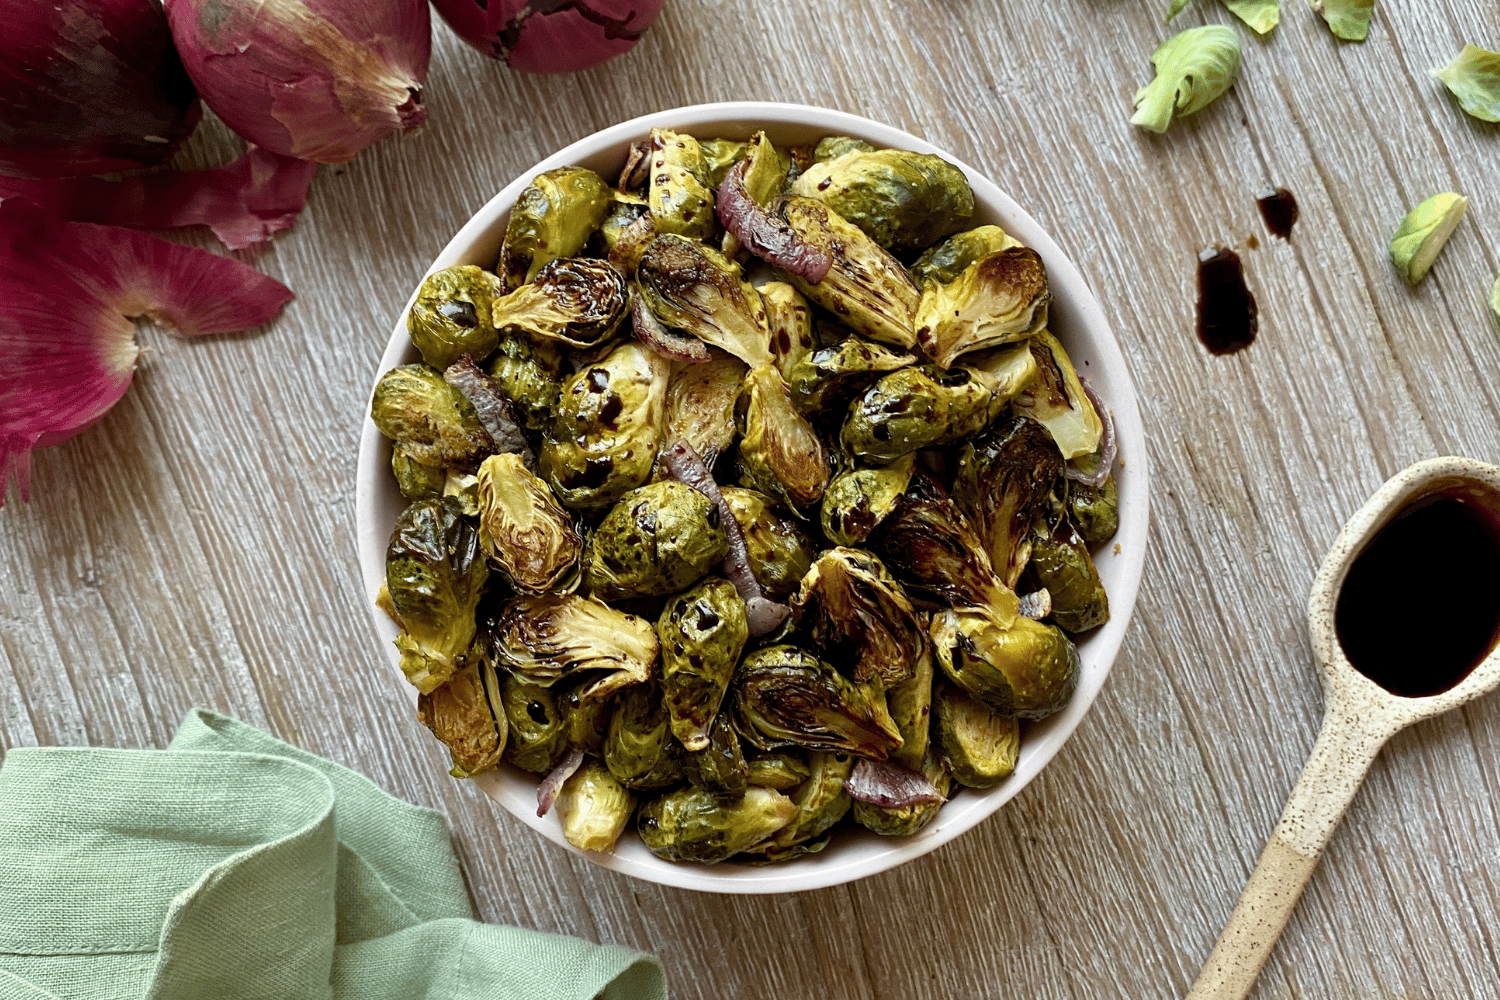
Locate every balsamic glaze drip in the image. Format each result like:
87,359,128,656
1335,494,1500,698
1256,188,1299,240
1195,246,1258,355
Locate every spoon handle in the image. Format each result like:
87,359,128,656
1185,703,1395,1000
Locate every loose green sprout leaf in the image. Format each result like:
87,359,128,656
1311,0,1373,41
1389,192,1468,286
1432,45,1500,123
1131,25,1242,134
1164,0,1191,21
1224,0,1279,34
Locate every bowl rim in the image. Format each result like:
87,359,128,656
355,100,1150,894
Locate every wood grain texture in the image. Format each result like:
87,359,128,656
4,1,1500,997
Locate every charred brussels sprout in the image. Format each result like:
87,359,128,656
498,672,570,774
599,196,649,255
792,548,924,687
559,683,615,756
852,747,953,835
486,333,564,434
910,226,1023,289
392,446,446,500
386,497,490,694
664,354,749,467
476,453,581,594
605,682,685,790
930,608,1078,720
786,335,913,415
417,661,505,778
501,166,612,289
586,481,729,599
746,750,813,790
541,341,670,510
1067,476,1119,546
491,593,658,704
779,196,920,351
933,681,1019,789
606,210,658,278
371,364,493,471
751,751,853,860
648,128,716,240
407,265,502,370
556,759,634,852
1029,514,1110,633
735,365,829,513
658,579,748,751
734,645,904,759
842,365,993,465
638,235,775,367
638,786,797,864
916,247,1050,370
491,257,630,351
1012,330,1103,460
886,635,934,771
761,281,816,381
953,416,1065,589
719,487,818,599
790,148,974,250
820,454,916,547
684,712,750,798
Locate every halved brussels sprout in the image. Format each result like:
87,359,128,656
386,497,490,694
637,235,775,367
745,749,813,790
933,681,1019,788
556,759,635,852
684,711,749,798
778,196,920,350
491,257,630,351
491,593,658,704
789,148,974,250
735,365,829,513
916,247,1050,370
1012,330,1103,460
760,281,816,381
841,364,997,465
792,548,923,687
605,681,685,791
637,786,797,864
664,354,749,467
699,137,748,188
501,166,613,289
740,131,791,207
559,683,615,756
392,445,446,500
600,196,649,254
813,136,875,162
476,453,581,594
658,578,749,751
786,335,913,415
820,454,916,547
443,470,480,517
648,128,716,240
606,210,658,277
1029,513,1110,633
417,661,506,778
852,746,953,835
1067,476,1119,547
371,364,493,471
750,751,853,861
719,487,819,599
498,672,570,774
407,265,503,370
930,607,1078,719
886,633,934,771
910,226,1024,289
734,645,904,759
953,415,1065,589
486,333,564,434
585,481,729,599
540,341,670,510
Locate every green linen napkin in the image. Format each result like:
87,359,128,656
0,709,664,1000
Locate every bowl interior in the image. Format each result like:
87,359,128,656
355,102,1149,894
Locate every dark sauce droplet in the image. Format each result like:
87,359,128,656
1256,187,1299,240
438,299,478,328
1335,494,1500,698
1196,246,1258,355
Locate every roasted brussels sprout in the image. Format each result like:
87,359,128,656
779,196,920,350
417,661,506,778
718,487,818,599
556,759,635,852
476,453,582,595
684,711,750,798
761,281,816,382
638,786,797,864
1012,330,1103,460
734,645,903,759
664,354,749,467
386,497,490,694
585,481,729,599
745,750,813,790
1029,514,1110,633
490,593,658,704
490,257,630,350
740,131,791,207
559,683,615,756
820,454,916,547
606,210,658,277
605,681,685,790
813,136,875,162
699,137,748,187
498,672,570,774
786,335,913,415
638,235,775,367
916,247,1050,370
790,148,974,250
442,470,481,516
486,333,564,434
371,364,493,471
750,751,853,860
886,634,934,771
501,166,613,289
648,128,716,240
1067,476,1119,547
407,265,503,370
852,747,953,835
953,415,1065,589
792,548,924,687
600,196,649,253
392,446,446,500
541,341,670,510
930,607,1078,720
910,226,1024,289
658,579,748,751
735,365,829,513
841,364,998,465
933,681,1019,789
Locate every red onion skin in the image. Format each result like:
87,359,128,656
536,749,586,816
431,0,664,73
0,0,201,179
1065,378,1116,488
847,758,946,809
163,0,431,163
715,160,833,283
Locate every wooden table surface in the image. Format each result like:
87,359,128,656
5,1,1500,997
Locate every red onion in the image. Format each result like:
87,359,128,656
0,0,201,179
163,0,431,163
715,160,833,283
633,292,709,364
443,355,536,471
536,749,586,816
0,197,293,505
1065,377,1117,488
432,0,664,73
847,758,946,809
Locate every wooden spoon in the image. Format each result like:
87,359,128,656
1185,455,1500,1000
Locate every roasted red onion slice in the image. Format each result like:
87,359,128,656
847,758,946,809
1065,377,1117,488
659,439,791,637
1018,588,1053,620
617,138,651,191
443,355,536,471
536,748,586,817
633,292,709,364
715,160,832,283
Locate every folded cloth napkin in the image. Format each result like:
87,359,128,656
0,709,665,1000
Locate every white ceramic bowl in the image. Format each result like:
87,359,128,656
355,102,1149,894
